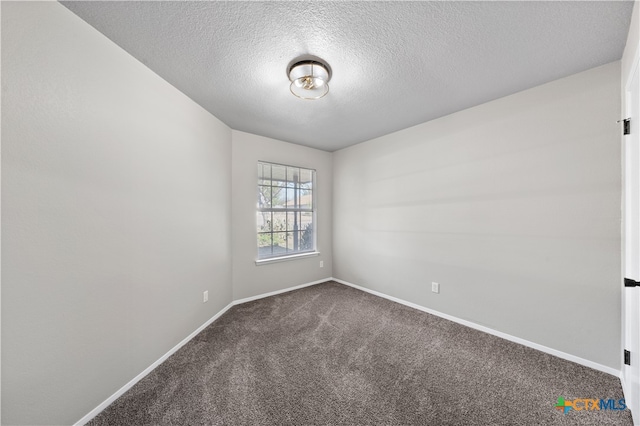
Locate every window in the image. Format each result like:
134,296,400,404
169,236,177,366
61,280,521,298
257,161,316,260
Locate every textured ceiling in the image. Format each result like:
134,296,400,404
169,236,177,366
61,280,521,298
61,1,633,152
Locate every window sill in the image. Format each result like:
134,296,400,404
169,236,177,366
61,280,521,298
255,251,320,266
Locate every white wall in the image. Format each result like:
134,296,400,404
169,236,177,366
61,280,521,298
231,131,332,300
333,62,622,369
2,3,232,424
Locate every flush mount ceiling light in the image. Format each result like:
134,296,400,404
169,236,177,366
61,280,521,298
287,58,332,100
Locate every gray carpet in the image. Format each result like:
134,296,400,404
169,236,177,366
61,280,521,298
89,281,633,425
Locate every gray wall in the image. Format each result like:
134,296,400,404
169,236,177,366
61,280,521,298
2,3,232,424
333,62,622,369
231,130,333,300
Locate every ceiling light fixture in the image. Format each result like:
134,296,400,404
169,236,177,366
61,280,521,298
287,58,332,100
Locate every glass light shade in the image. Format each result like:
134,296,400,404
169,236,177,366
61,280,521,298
288,61,330,100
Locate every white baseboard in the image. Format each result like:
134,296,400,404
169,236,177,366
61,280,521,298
332,277,620,377
74,301,234,426
232,278,329,306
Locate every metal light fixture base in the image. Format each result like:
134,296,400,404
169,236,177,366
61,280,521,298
287,57,332,100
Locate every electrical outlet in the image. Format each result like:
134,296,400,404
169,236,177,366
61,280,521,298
431,282,440,294
320,260,324,268
203,291,208,303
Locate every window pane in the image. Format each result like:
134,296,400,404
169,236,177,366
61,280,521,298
258,233,272,254
286,212,301,231
300,212,313,228
271,164,286,183
257,211,271,233
301,213,313,251
272,232,286,253
272,212,286,233
286,231,302,252
258,185,271,208
300,227,313,251
299,189,312,209
300,181,312,190
286,232,292,252
287,167,300,187
258,162,271,182
272,182,286,208
299,168,312,187
286,188,296,208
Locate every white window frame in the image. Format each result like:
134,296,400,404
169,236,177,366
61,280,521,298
256,161,318,264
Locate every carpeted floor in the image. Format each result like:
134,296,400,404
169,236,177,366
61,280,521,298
89,281,633,425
